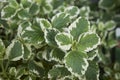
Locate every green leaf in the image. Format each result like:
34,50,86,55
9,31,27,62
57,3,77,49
64,51,88,78
28,60,44,77
85,61,99,80
42,46,52,61
21,21,44,45
0,39,5,59
99,0,115,10
9,67,17,76
5,40,23,61
29,3,39,15
1,5,17,20
55,32,73,50
77,32,100,52
18,9,31,20
9,0,19,9
17,21,32,37
44,28,59,47
36,18,52,32
50,48,65,62
87,49,98,60
104,20,116,31
107,31,117,48
79,6,90,17
52,12,70,30
65,6,80,19
69,17,90,40
48,65,71,79
23,44,32,60
20,0,32,8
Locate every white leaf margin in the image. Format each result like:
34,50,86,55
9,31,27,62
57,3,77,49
64,51,89,79
78,31,101,52
55,32,73,51
5,40,24,61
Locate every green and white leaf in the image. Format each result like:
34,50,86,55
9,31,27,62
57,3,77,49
87,49,98,60
85,61,99,80
55,32,73,51
0,39,5,59
28,61,44,77
18,9,31,20
23,44,32,60
42,47,52,61
52,12,70,30
69,17,90,40
79,6,90,17
29,3,39,15
77,32,100,52
9,67,17,76
44,28,59,47
17,21,32,37
65,6,80,19
50,48,65,62
107,31,117,48
99,0,115,10
104,20,116,31
20,0,32,8
48,65,71,79
8,0,19,9
64,51,88,78
1,5,17,20
36,18,52,32
5,40,24,61
21,22,44,45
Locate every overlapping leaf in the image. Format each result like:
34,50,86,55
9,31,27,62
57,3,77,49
65,6,80,19
64,51,88,78
85,61,99,80
48,65,71,79
50,48,65,62
5,40,23,61
44,28,59,47
55,32,73,50
52,12,70,30
69,17,90,40
77,32,100,52
1,5,17,20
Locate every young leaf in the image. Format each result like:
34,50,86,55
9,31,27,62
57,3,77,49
48,65,71,79
69,17,90,40
5,40,23,61
55,32,73,50
64,51,88,78
1,5,17,20
85,61,99,80
77,32,100,52
51,12,70,30
44,28,59,47
0,39,5,59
